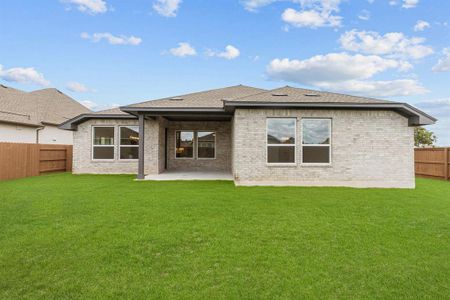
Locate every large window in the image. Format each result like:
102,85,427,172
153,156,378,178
267,118,296,164
301,119,331,164
176,131,194,158
119,126,139,160
197,131,215,159
92,126,115,160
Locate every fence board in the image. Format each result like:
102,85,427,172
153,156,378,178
0,142,72,181
414,147,450,180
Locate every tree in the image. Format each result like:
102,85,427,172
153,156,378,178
414,127,437,147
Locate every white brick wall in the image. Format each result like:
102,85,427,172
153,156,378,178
73,118,161,175
73,109,415,188
232,109,415,188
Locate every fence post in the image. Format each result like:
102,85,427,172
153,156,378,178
66,145,73,172
445,147,449,181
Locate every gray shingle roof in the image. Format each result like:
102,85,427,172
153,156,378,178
124,85,267,109
60,84,436,128
229,86,395,104
0,85,91,126
92,107,128,115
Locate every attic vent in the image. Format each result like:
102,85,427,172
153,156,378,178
170,97,184,101
304,93,320,97
271,93,288,96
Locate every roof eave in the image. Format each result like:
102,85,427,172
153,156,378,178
58,113,137,131
223,101,437,126
0,119,42,128
120,106,228,113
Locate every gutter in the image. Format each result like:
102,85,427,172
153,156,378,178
36,126,45,144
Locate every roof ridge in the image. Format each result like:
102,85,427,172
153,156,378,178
228,85,396,104
122,84,266,108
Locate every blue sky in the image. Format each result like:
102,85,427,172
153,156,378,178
1,0,449,144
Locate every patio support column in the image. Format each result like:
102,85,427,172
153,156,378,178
137,113,145,180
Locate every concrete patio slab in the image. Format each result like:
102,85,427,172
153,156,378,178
144,171,233,181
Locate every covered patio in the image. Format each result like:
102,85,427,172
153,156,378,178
128,108,233,180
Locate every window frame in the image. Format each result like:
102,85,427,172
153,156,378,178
175,130,195,160
300,118,332,166
266,117,297,166
91,125,116,161
196,131,216,160
118,125,139,161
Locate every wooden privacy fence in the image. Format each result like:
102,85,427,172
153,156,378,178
0,142,72,181
414,147,450,180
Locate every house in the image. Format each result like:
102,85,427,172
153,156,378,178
0,84,90,144
60,85,436,188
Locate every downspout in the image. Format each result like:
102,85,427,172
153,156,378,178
36,126,44,144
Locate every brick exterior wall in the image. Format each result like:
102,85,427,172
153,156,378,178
72,110,415,188
166,121,231,171
73,118,231,174
232,109,415,188
73,118,161,175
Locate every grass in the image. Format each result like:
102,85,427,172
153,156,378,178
0,174,449,299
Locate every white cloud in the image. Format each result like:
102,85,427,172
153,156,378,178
241,0,278,11
66,82,94,93
414,20,430,32
282,8,342,28
281,0,343,28
266,53,427,97
267,53,411,83
339,30,433,59
81,32,142,46
315,79,428,97
241,0,343,28
80,100,119,111
169,42,197,57
63,0,108,15
402,0,418,8
358,9,370,21
153,0,182,17
207,45,241,60
432,48,450,72
0,65,50,86
389,0,419,8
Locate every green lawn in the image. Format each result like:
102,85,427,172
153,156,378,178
0,174,449,299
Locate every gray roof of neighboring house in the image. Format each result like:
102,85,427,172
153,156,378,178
60,84,437,129
0,84,91,127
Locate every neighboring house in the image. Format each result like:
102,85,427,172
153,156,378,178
60,85,436,188
0,84,90,144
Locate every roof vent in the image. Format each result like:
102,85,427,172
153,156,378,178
271,93,288,97
170,97,184,101
304,93,320,97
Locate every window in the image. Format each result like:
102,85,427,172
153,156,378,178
301,119,331,164
267,118,296,164
92,126,115,160
119,126,139,160
176,131,194,158
197,131,215,159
